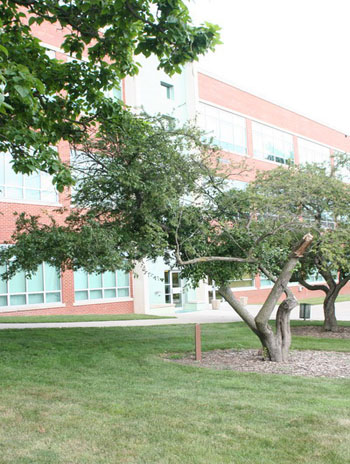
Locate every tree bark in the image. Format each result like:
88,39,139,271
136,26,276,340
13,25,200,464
218,234,313,362
323,293,338,332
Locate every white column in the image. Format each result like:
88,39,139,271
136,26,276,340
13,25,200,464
132,262,150,314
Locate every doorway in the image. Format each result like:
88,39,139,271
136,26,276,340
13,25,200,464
164,270,183,308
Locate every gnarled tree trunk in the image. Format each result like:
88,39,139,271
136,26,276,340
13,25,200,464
299,275,350,332
219,234,313,362
323,293,338,332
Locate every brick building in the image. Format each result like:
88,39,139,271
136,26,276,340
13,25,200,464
1,21,350,315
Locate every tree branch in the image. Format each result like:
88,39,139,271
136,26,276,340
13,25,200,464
255,233,313,331
298,277,328,293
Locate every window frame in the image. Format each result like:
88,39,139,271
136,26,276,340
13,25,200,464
74,270,131,303
0,262,62,309
0,152,59,205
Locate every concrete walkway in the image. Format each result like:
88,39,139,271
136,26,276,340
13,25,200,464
0,301,349,330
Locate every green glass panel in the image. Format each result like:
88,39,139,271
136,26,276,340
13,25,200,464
28,293,44,304
104,289,116,299
46,292,61,303
90,289,103,299
171,272,180,288
25,189,41,200
117,271,129,288
41,190,57,202
74,270,88,290
7,187,23,199
164,271,170,284
0,296,7,306
230,279,254,288
118,288,129,298
0,265,7,294
173,293,182,307
27,264,44,292
0,156,4,184
75,290,88,301
25,172,41,189
6,155,22,187
103,271,116,288
90,273,102,289
45,264,60,291
10,294,26,306
9,271,26,293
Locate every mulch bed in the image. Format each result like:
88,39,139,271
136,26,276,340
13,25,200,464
171,349,350,378
169,326,350,379
292,325,350,339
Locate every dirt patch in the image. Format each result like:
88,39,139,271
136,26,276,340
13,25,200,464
171,349,350,378
291,325,350,339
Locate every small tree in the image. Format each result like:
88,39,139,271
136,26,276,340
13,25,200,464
0,115,313,361
253,162,350,331
172,181,312,361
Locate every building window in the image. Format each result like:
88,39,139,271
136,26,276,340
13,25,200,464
0,152,58,203
252,122,294,164
0,262,61,307
199,103,247,155
104,84,122,101
229,274,255,289
74,270,130,301
259,275,274,288
160,82,174,100
298,138,330,165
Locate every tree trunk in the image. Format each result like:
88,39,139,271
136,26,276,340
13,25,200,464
217,233,313,362
323,293,338,332
255,297,297,361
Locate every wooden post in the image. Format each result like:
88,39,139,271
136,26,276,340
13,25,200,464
195,323,202,362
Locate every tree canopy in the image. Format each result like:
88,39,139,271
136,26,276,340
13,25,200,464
0,116,314,361
0,111,214,276
0,0,220,190
252,160,350,331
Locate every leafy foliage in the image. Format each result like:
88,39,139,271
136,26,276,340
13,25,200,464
252,162,350,282
0,0,220,190
0,112,216,278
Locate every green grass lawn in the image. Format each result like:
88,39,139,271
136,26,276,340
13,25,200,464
249,294,350,306
0,322,349,464
0,314,174,323
299,294,350,305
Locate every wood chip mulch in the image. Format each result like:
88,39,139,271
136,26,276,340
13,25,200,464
169,327,350,379
292,325,350,339
171,349,350,378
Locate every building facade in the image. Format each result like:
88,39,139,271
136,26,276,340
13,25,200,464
1,21,350,316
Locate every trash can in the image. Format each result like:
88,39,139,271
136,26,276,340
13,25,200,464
299,303,311,320
211,299,221,310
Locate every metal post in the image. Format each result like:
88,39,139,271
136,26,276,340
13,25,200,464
195,323,202,362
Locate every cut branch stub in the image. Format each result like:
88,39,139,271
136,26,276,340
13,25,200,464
291,233,313,258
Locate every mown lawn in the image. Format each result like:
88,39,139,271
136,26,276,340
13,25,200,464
0,322,349,464
299,294,350,305
0,314,173,323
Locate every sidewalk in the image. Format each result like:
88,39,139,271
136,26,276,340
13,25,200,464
0,301,349,330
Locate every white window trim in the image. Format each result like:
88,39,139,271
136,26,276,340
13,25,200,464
0,303,65,313
0,198,61,207
73,297,133,306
